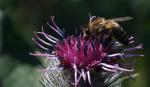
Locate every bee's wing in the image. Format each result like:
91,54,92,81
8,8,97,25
107,17,133,22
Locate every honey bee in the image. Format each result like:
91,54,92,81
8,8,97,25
83,16,133,46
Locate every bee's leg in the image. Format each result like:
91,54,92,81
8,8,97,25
102,35,111,48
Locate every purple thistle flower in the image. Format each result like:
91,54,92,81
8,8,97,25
31,16,143,87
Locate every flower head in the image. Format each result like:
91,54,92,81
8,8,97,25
31,16,143,87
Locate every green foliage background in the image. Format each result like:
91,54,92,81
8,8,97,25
0,0,149,87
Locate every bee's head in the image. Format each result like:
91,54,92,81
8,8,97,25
88,17,105,33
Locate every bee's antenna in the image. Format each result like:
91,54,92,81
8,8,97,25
88,13,96,23
88,12,92,17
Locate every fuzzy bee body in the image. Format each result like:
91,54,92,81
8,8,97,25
83,16,133,46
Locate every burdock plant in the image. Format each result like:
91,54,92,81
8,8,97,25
30,16,143,87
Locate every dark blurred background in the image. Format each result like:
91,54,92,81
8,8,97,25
0,0,149,87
